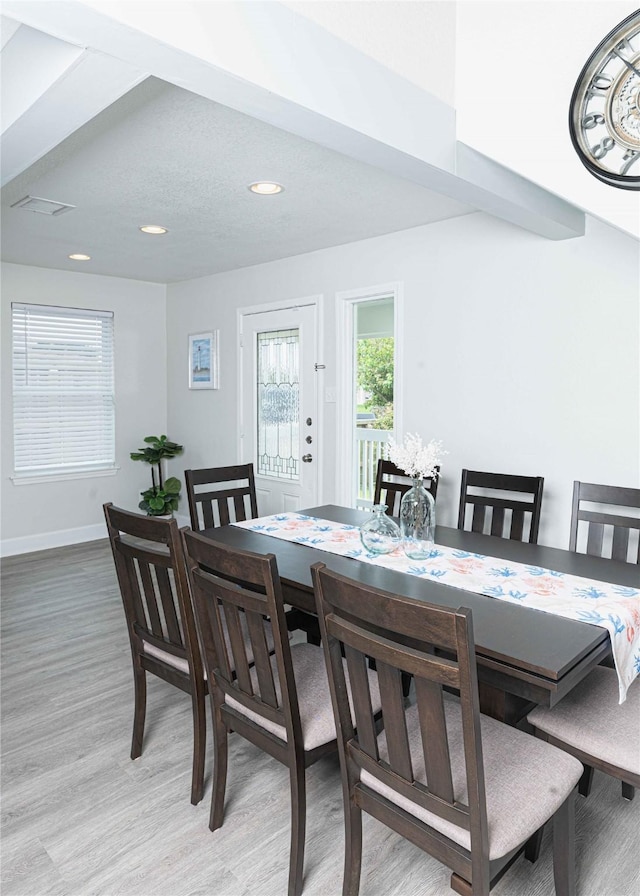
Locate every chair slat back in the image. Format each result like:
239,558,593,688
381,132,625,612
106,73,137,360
458,469,544,544
312,563,488,851
104,504,200,669
374,460,439,517
185,464,258,531
569,481,640,564
182,530,301,739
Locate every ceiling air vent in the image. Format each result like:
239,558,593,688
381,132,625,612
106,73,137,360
10,195,76,216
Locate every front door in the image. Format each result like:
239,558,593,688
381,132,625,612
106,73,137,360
240,304,319,515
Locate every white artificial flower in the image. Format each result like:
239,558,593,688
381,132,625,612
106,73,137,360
387,433,446,479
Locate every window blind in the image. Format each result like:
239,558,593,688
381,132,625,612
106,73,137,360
12,303,115,475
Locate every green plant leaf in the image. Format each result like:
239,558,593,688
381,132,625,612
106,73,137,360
132,436,183,462
164,477,181,495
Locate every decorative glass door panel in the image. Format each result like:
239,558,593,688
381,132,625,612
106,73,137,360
257,328,300,480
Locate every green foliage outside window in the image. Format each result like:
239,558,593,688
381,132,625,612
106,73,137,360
357,337,394,430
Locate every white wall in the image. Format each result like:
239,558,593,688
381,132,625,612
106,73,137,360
283,0,456,106
167,211,639,550
456,1,640,241
1,263,167,554
3,212,636,554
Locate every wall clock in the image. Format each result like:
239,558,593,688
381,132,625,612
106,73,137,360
569,9,640,189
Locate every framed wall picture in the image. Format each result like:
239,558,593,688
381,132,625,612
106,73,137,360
188,331,219,389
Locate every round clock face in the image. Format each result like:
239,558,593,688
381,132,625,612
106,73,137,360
569,10,640,189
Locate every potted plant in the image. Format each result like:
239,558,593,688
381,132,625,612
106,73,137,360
130,434,184,516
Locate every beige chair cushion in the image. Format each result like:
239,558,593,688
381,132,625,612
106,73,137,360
527,667,640,776
361,698,582,861
226,642,382,752
143,610,276,678
143,641,200,677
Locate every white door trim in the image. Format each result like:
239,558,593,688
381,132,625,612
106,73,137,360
334,282,404,506
237,296,324,509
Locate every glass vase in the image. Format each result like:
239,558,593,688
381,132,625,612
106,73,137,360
360,504,401,555
400,478,436,560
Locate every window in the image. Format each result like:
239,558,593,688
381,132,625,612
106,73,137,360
353,297,395,507
12,303,115,478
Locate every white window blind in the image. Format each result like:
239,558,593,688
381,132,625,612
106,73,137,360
12,303,115,476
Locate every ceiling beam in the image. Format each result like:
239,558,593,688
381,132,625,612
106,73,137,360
1,23,84,134
1,44,146,186
2,0,585,240
455,144,585,240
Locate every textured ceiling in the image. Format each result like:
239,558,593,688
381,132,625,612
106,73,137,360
1,77,473,284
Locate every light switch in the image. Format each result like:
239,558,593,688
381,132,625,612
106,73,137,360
325,388,336,403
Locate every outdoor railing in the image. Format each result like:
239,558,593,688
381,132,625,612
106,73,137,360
355,427,391,509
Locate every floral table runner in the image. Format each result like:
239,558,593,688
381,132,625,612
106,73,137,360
233,513,640,702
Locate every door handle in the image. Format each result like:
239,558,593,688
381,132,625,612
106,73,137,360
302,454,313,463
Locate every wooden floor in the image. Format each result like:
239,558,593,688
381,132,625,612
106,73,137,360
2,540,638,896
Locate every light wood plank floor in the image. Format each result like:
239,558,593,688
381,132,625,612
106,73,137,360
2,540,638,896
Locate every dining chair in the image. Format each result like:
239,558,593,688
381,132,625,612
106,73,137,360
569,480,640,564
311,561,582,896
527,667,639,806
184,463,258,531
103,503,207,805
182,530,381,896
457,469,544,544
373,459,440,516
563,481,640,803
185,462,320,644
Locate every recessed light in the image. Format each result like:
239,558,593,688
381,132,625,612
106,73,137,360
68,253,91,261
248,182,284,195
139,225,168,234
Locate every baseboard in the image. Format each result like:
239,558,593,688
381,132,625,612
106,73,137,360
1,512,194,558
0,523,108,558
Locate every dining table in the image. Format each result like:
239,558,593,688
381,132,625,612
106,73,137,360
201,504,639,724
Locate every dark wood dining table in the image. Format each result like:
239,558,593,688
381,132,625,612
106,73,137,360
202,505,639,724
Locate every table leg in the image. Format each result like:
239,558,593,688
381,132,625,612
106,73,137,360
478,681,536,726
